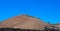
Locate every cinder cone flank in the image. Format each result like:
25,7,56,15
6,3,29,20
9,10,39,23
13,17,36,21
1,15,49,30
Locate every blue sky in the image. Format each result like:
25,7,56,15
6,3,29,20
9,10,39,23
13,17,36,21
0,0,60,24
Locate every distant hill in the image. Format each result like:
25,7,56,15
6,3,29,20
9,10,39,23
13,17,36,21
0,14,49,30
52,23,60,29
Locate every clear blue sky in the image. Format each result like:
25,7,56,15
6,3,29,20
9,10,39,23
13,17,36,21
0,0,60,24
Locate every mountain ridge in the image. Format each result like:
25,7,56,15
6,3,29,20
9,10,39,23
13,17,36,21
0,14,60,30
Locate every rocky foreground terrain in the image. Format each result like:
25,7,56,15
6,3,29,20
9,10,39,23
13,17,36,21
0,14,60,31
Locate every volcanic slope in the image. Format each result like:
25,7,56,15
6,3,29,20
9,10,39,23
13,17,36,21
1,15,49,30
